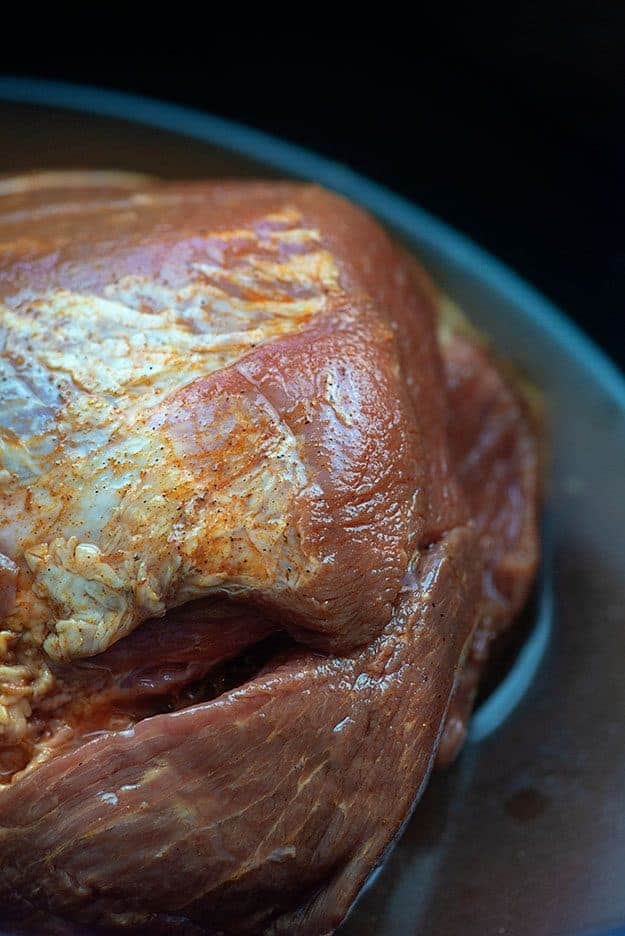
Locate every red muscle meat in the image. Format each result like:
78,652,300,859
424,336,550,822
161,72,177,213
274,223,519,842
0,175,539,934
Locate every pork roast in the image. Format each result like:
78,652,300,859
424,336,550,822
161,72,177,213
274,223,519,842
0,174,539,934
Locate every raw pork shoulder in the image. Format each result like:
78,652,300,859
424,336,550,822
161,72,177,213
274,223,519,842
0,174,539,934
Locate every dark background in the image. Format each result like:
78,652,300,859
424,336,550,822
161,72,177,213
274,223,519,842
4,8,624,366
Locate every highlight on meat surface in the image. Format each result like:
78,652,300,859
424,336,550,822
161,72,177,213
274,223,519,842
0,173,540,934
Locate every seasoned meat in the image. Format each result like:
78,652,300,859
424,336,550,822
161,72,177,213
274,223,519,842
0,175,539,934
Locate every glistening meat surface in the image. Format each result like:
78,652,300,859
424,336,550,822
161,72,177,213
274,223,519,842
0,175,465,758
0,174,539,934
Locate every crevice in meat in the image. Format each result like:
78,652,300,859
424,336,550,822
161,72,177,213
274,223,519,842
2,601,280,784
